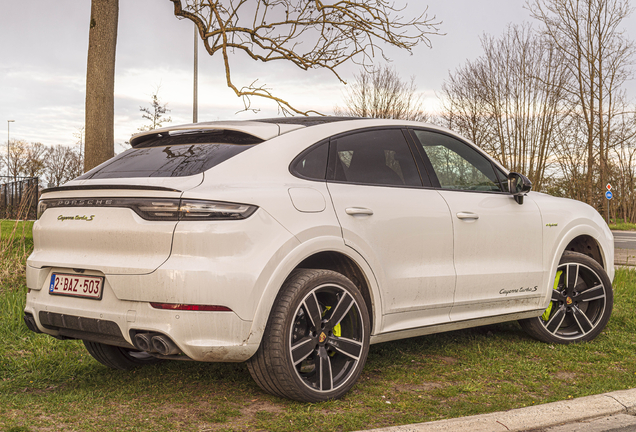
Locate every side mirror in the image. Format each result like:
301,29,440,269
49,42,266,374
508,172,532,205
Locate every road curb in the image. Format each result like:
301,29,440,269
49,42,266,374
360,388,636,432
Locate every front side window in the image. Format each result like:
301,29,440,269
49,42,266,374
412,130,503,192
330,129,422,187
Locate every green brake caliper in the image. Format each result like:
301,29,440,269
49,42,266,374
323,306,342,337
322,306,342,357
542,270,563,321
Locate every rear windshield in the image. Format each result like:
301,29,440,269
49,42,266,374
78,130,262,179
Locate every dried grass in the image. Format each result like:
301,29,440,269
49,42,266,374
0,192,35,293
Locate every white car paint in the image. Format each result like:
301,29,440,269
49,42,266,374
441,190,545,321
24,118,614,364
327,181,456,333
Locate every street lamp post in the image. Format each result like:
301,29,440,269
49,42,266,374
7,120,14,179
193,11,198,123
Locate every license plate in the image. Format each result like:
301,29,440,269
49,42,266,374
49,273,104,300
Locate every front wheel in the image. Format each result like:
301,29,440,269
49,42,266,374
519,251,613,344
247,269,370,402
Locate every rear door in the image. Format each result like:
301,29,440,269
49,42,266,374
325,128,456,332
409,129,544,320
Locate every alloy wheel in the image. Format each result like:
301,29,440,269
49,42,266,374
540,262,608,340
289,283,365,393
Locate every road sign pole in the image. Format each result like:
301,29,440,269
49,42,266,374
605,186,613,224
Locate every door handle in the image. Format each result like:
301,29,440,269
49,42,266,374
456,212,479,220
345,207,374,216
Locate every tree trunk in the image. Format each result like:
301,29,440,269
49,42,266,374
84,0,118,172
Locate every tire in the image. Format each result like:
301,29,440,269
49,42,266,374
83,340,163,370
247,269,370,402
519,251,613,344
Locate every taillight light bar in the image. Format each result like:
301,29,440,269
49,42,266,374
37,197,257,221
150,303,232,312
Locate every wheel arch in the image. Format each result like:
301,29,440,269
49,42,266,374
295,251,375,332
563,235,605,269
542,224,614,310
245,239,382,349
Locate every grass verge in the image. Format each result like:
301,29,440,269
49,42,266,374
608,219,636,231
0,220,33,294
2,224,636,431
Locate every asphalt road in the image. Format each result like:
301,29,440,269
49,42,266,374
613,231,636,250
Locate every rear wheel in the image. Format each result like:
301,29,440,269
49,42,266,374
247,269,370,402
83,340,163,370
519,251,613,344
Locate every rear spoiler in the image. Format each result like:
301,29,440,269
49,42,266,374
42,185,181,194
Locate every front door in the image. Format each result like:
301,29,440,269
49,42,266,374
410,129,544,321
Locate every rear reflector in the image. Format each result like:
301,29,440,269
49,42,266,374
150,303,232,312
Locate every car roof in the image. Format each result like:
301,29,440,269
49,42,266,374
128,117,509,175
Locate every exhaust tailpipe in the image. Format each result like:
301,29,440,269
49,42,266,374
152,335,181,356
134,333,154,352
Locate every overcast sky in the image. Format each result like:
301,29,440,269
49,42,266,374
1,0,635,153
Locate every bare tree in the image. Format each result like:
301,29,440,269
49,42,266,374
170,0,442,115
528,0,635,206
334,64,429,121
0,140,48,181
138,86,172,131
606,111,636,222
2,140,28,182
73,126,85,160
21,142,48,178
84,0,118,172
1,141,82,187
441,24,568,191
45,146,83,188
82,1,440,172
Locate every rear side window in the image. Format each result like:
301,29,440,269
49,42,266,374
78,130,262,179
329,129,422,187
290,141,329,180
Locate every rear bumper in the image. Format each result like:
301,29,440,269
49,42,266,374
24,208,299,362
24,276,258,362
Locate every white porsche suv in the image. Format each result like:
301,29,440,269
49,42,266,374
24,117,614,402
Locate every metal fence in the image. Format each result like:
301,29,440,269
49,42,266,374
0,177,39,220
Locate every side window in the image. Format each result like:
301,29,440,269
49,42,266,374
329,129,422,187
412,130,503,192
290,140,329,180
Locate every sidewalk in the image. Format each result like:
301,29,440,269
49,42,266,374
361,388,636,432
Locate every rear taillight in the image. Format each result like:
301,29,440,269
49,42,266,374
178,200,256,220
36,197,257,221
130,198,257,221
37,200,47,219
